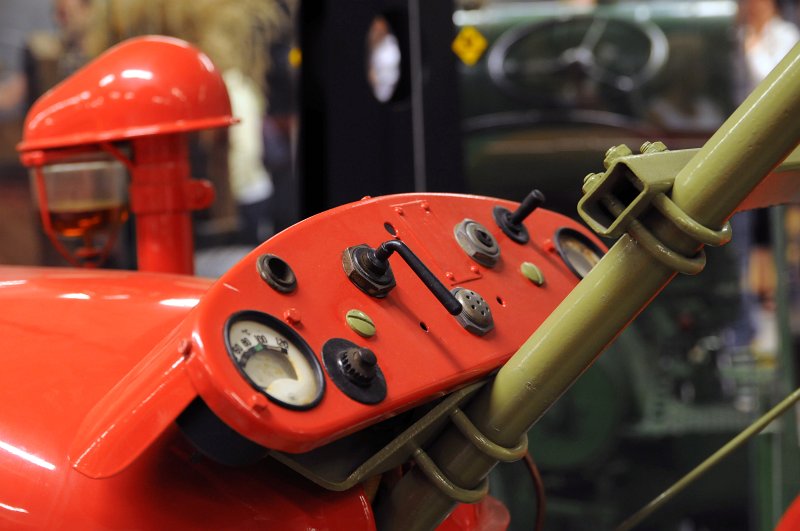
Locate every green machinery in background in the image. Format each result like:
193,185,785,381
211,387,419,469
458,0,738,213
454,2,799,529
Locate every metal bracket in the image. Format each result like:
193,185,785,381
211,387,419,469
578,145,732,275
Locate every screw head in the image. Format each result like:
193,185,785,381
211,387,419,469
345,309,376,338
520,261,545,286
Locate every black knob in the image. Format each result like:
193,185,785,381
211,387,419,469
322,338,387,405
340,347,378,386
509,190,546,226
493,189,546,244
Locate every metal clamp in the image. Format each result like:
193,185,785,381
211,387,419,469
406,406,527,505
411,447,489,504
450,408,528,462
578,145,732,275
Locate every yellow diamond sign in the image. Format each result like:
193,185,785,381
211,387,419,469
452,26,488,67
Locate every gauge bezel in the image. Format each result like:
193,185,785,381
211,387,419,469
224,310,325,411
554,227,605,280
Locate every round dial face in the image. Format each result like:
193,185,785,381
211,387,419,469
554,228,605,279
225,311,324,410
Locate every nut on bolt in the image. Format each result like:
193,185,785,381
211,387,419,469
454,219,500,267
640,140,668,154
342,244,396,298
603,144,633,169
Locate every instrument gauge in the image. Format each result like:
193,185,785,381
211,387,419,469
225,311,324,410
554,228,605,279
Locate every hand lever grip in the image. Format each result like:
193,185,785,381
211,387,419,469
371,240,463,316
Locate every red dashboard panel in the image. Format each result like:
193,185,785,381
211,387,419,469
184,193,604,452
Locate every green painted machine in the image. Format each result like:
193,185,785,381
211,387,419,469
411,4,800,529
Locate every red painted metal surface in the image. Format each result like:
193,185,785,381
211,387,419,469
127,134,214,274
777,494,800,531
0,193,602,528
17,36,235,151
64,193,601,479
0,268,374,529
17,36,229,274
185,193,599,453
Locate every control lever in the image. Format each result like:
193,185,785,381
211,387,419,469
493,189,546,244
342,240,463,315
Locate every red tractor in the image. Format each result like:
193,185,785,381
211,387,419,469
3,35,799,530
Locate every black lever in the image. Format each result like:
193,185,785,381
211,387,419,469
493,189,545,244
342,240,463,316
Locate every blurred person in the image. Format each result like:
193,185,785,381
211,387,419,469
732,0,799,355
0,0,56,117
86,0,296,245
25,0,94,104
742,0,799,88
367,17,401,103
52,0,93,77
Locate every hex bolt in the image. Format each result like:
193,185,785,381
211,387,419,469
603,144,633,169
640,140,668,154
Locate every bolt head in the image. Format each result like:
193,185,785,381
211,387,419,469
603,144,633,169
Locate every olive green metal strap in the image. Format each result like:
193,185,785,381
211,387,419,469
651,194,732,246
594,169,733,275
405,408,527,505
411,447,489,504
450,408,528,462
602,194,707,275
616,387,800,531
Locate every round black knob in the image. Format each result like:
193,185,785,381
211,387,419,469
340,347,378,386
322,338,387,405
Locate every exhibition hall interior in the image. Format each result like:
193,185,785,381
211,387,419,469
0,1,799,530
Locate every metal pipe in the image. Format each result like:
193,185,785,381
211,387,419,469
374,43,800,531
616,388,800,531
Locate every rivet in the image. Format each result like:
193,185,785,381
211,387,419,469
445,271,455,281
251,393,269,412
283,308,302,324
394,206,404,215
345,309,376,338
420,201,431,212
177,339,191,356
470,265,480,274
521,262,545,286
